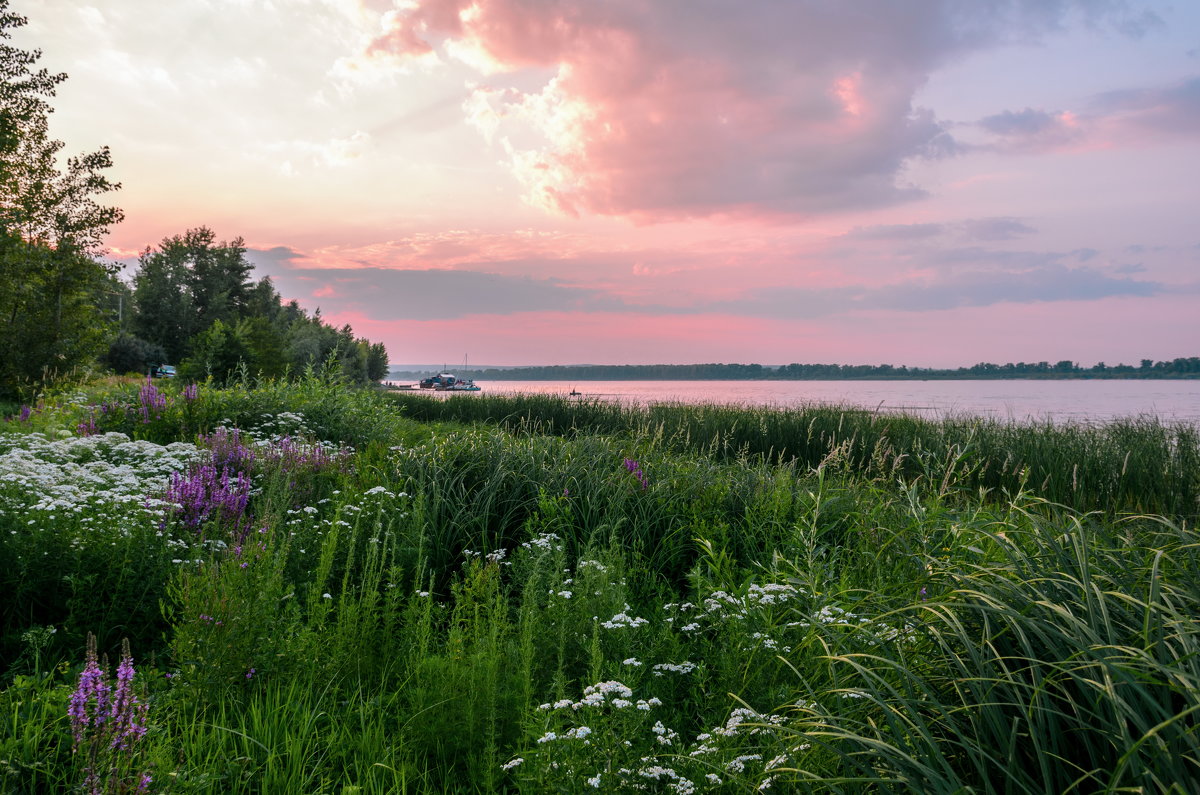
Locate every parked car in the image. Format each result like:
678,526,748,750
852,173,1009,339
155,365,177,378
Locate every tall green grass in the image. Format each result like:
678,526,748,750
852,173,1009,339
386,391,1200,519
787,509,1200,792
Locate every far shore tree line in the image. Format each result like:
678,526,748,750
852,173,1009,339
0,4,385,401
394,358,1200,382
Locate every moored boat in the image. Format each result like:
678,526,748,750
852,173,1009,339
419,372,481,391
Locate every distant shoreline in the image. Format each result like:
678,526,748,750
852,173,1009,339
389,373,1200,382
389,359,1200,382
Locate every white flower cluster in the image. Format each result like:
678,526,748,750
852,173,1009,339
652,720,679,746
521,532,564,552
0,432,202,525
787,602,918,647
600,604,649,630
362,485,407,499
651,661,697,677
624,764,696,794
463,546,510,565
248,411,311,439
537,680,663,713
660,581,816,653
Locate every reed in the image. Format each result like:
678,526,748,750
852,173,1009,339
385,391,1200,518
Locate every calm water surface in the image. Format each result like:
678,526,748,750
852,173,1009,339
477,379,1200,424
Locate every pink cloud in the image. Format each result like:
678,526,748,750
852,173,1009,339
360,0,1013,221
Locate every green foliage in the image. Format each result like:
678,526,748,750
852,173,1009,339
789,511,1200,792
0,1,123,401
0,233,115,399
0,670,73,791
386,391,1200,519
237,316,288,379
3,381,1199,792
179,319,250,385
102,333,166,376
127,229,390,386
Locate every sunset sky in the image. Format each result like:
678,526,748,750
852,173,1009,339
17,0,1200,367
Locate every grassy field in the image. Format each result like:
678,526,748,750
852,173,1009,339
1,376,1198,793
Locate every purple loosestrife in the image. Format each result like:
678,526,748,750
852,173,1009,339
68,634,110,745
182,383,198,401
108,641,149,751
163,464,252,540
623,458,649,490
137,379,167,424
18,404,32,422
69,635,151,794
201,428,256,473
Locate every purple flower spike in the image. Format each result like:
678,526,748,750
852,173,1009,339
68,634,110,745
138,378,168,423
183,382,199,401
70,635,152,792
108,641,148,750
202,428,256,473
163,463,253,540
623,458,648,490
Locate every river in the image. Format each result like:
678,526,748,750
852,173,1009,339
471,379,1200,424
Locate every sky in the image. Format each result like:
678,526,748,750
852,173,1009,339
15,0,1200,367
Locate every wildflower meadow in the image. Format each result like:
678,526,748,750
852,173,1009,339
1,374,1198,792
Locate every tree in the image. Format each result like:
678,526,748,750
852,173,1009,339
179,319,249,384
366,341,389,382
238,316,288,379
0,3,123,399
102,333,166,376
130,243,194,363
130,227,252,361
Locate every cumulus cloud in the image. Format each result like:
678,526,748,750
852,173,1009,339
975,108,1086,151
351,0,1146,222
